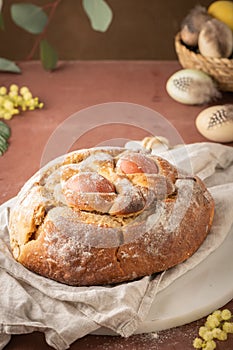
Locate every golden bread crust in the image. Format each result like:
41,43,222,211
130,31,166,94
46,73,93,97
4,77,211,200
9,147,214,286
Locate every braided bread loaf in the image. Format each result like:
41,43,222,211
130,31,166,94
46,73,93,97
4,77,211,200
9,147,214,286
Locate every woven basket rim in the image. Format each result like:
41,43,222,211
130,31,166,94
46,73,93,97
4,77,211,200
174,32,233,91
175,32,233,65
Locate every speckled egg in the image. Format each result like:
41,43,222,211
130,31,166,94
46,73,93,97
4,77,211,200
166,69,220,105
195,105,233,143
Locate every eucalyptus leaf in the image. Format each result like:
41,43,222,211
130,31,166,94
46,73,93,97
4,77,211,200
0,12,4,30
0,57,21,73
40,39,58,71
11,3,48,34
82,0,113,32
0,0,3,13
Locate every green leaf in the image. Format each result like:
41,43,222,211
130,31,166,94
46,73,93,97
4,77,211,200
0,57,21,73
11,3,48,34
0,12,4,30
40,39,58,71
82,0,113,32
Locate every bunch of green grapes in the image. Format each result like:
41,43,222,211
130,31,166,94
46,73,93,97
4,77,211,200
0,84,44,120
193,309,233,349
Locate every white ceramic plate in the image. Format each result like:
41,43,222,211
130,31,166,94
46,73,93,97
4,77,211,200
93,224,233,335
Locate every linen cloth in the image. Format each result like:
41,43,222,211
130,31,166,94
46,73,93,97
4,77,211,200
0,142,233,350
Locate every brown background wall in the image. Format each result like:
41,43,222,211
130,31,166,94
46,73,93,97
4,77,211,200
0,0,212,61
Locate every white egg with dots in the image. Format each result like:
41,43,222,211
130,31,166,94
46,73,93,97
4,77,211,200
195,105,233,143
166,69,220,105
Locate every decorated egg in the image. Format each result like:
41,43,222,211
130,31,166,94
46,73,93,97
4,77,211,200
198,18,233,58
166,69,220,105
195,105,233,143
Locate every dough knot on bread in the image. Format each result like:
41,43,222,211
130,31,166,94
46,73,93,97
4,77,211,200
61,150,177,216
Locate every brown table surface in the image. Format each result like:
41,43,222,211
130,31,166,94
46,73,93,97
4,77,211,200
0,61,233,349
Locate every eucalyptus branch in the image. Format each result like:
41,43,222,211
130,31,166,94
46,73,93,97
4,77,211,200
26,0,62,61
0,0,113,73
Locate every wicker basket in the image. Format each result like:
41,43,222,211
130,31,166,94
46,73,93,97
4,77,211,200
175,32,233,92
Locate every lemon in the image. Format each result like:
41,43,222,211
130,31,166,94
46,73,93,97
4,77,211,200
208,1,233,31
